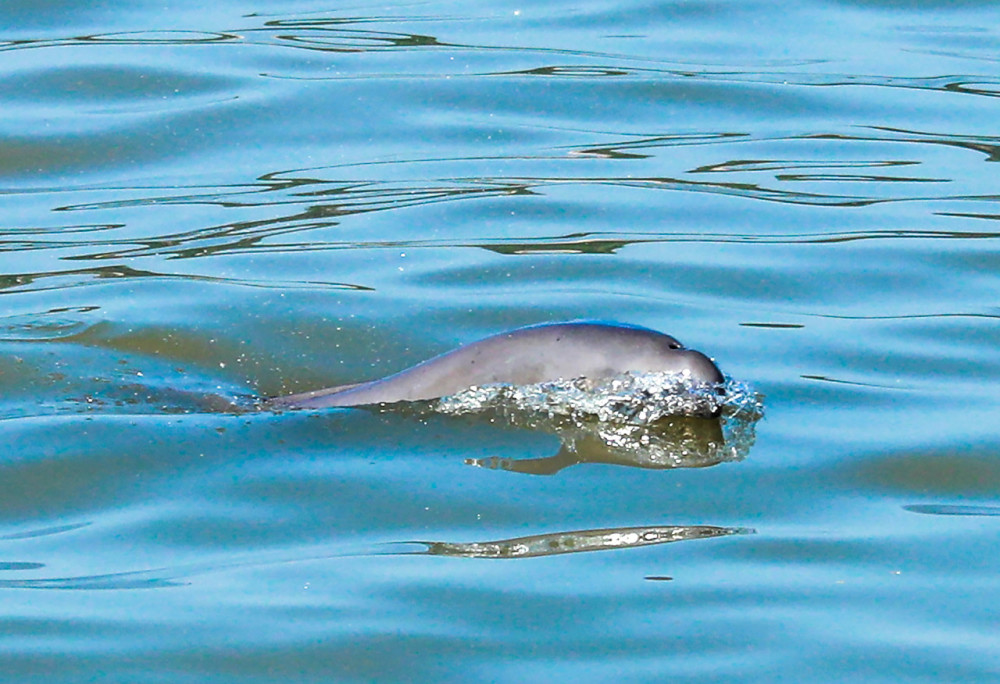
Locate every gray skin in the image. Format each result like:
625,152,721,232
269,321,724,410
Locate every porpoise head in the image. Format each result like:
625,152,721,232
669,348,726,386
564,322,724,386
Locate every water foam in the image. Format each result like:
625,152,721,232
436,371,760,424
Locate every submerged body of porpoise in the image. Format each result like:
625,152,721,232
269,321,724,410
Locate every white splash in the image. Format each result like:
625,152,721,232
436,371,760,424
434,372,764,471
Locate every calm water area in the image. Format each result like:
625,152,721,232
2,0,999,681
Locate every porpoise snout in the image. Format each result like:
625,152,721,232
677,349,725,386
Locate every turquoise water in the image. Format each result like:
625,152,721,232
2,0,1000,681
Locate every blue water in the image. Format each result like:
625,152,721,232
2,0,1000,681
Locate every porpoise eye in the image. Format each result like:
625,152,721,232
668,342,682,350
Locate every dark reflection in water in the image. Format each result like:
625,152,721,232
466,417,739,476
0,264,370,295
0,123,982,263
0,570,187,590
866,125,1000,162
40,175,535,260
904,504,1000,517
801,374,910,390
567,132,747,160
0,526,747,589
477,226,1000,255
15,163,990,262
0,522,91,540
414,524,748,560
502,66,631,78
0,16,518,59
0,562,45,571
5,14,998,106
939,211,1000,222
0,30,237,52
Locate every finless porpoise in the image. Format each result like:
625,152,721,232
269,321,724,410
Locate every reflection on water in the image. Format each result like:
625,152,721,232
0,562,44,571
440,374,762,475
467,418,741,476
0,31,237,53
37,174,534,260
0,305,98,341
415,524,747,560
0,570,186,591
0,124,993,265
7,14,998,101
0,116,994,275
0,264,372,295
0,522,91,540
904,504,1000,517
0,525,747,589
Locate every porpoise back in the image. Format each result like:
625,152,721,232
270,321,724,409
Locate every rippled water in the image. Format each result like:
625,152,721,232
2,0,1000,681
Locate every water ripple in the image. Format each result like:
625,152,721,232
3,124,994,262
0,265,370,294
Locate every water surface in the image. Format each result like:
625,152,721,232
2,0,1000,681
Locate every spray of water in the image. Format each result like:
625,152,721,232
434,371,764,471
